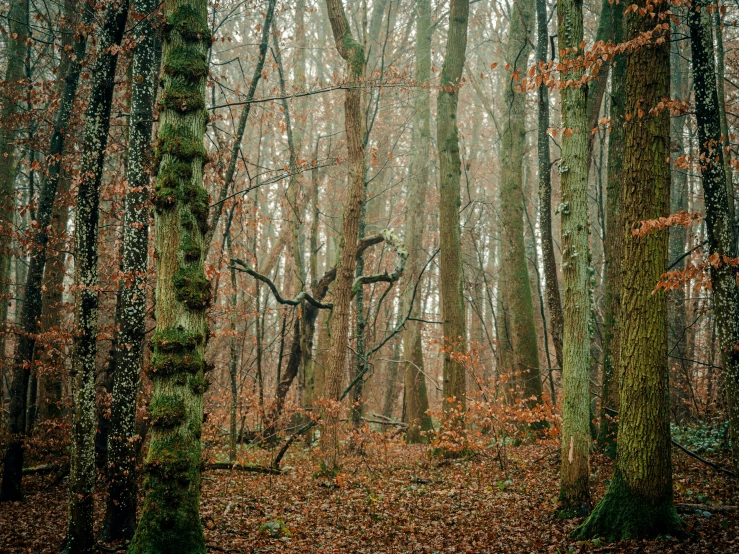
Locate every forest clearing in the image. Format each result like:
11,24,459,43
3,0,739,551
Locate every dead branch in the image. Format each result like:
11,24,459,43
206,462,281,475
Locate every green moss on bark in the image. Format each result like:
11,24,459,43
157,124,208,161
159,83,206,114
173,264,211,310
571,470,683,541
164,46,209,79
150,395,186,427
165,5,211,43
151,327,203,352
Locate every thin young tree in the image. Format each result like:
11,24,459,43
557,0,592,517
688,0,739,473
403,0,433,442
101,0,161,539
573,1,683,538
320,0,366,471
437,0,470,421
128,0,212,549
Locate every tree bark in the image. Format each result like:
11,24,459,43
688,0,739,473
599,0,625,454
320,0,366,471
63,3,129,551
0,0,29,395
0,1,92,503
101,0,161,540
437,0,469,422
556,0,592,517
403,0,433,443
498,0,543,405
573,5,682,538
127,0,212,549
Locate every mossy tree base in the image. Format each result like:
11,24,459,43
571,471,683,541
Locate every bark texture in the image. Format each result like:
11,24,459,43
321,0,366,470
499,0,543,404
436,0,469,418
403,0,433,443
573,6,682,539
65,3,128,551
557,0,592,516
127,0,212,549
102,0,161,539
688,0,739,473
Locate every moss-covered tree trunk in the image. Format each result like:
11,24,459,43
127,0,212,550
320,0,365,471
573,3,683,539
64,3,129,551
536,0,563,374
557,0,592,517
499,0,543,404
688,0,739,473
437,0,469,420
598,0,625,454
403,0,433,443
0,0,29,386
0,2,92,503
101,0,161,540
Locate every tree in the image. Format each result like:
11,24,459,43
403,0,433,443
688,0,739,473
320,0,366,471
102,0,161,539
556,0,592,517
0,0,30,380
437,0,470,421
498,0,543,404
127,0,212,549
0,0,93,503
599,0,625,454
572,2,683,538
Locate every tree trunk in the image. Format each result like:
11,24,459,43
498,0,543,405
437,0,469,423
598,0,625,454
101,0,160,539
536,0,563,375
573,5,682,538
688,0,739,473
63,3,129,551
127,0,212,549
402,0,433,443
320,0,366,471
0,0,29,390
0,1,92,503
556,0,592,517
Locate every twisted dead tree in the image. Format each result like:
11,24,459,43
232,230,407,440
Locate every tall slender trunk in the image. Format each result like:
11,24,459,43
573,4,682,538
499,0,543,404
688,0,739,473
536,0,562,372
0,1,92,503
598,0,625,453
713,10,735,233
0,0,29,388
127,0,212,549
321,0,366,471
64,3,129,551
437,0,469,422
101,0,161,539
403,0,433,443
556,0,592,516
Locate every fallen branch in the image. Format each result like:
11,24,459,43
22,463,66,475
675,503,738,514
206,462,281,475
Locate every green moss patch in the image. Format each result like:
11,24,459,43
165,5,211,43
174,264,211,310
164,45,209,80
150,395,187,428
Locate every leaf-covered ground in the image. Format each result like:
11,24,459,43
2,440,738,553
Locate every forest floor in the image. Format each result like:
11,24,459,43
2,438,739,553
